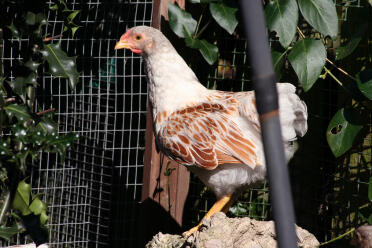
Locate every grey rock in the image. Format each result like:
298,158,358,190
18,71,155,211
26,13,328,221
146,212,319,248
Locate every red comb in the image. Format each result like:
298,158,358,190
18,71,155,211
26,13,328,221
120,30,131,41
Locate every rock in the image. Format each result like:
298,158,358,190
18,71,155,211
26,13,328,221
146,212,319,248
351,225,372,248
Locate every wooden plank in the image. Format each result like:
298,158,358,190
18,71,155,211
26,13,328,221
138,0,190,245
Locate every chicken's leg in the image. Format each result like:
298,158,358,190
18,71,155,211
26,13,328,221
183,194,235,237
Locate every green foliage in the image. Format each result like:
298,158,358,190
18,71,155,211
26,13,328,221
168,2,197,38
271,50,285,81
0,224,19,241
288,38,326,91
265,0,298,48
326,108,363,157
0,0,80,243
209,1,238,35
167,0,239,65
50,0,81,37
297,0,338,39
336,24,366,60
12,181,49,225
356,70,372,100
185,33,218,65
41,43,79,90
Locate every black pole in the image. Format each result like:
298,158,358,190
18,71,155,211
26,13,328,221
239,1,298,248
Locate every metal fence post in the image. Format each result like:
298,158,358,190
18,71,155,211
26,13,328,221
239,1,298,247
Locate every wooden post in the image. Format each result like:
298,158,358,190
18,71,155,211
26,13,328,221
138,0,190,245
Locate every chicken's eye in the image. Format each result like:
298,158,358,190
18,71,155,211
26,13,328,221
135,35,142,41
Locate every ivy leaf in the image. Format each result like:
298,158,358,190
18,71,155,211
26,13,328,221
12,181,32,216
185,34,218,65
0,224,19,240
298,0,338,39
271,50,285,81
41,43,79,90
209,1,238,35
4,104,32,121
265,0,298,48
326,108,363,157
288,38,326,91
168,2,197,38
356,69,372,100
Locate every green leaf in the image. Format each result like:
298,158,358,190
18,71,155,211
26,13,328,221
369,176,372,201
36,119,58,135
336,24,366,60
25,59,41,71
8,77,26,96
168,2,197,38
50,4,59,10
356,70,372,100
7,22,20,39
229,202,248,216
9,74,37,96
40,212,49,226
271,50,285,81
67,10,80,23
326,108,363,157
0,224,19,240
368,214,372,225
0,140,11,156
25,12,36,26
298,0,338,39
265,0,298,48
41,43,79,90
29,197,47,215
288,38,326,91
71,26,80,37
36,13,47,25
209,1,238,35
336,38,362,61
12,181,32,216
4,104,32,121
185,34,218,65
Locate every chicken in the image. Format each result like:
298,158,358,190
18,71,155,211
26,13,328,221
115,26,308,236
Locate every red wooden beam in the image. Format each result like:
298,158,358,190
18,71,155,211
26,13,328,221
138,0,190,245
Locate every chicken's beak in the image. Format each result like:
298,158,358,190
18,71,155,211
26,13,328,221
114,40,131,50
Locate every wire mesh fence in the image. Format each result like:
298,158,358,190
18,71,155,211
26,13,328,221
2,0,152,247
1,0,371,247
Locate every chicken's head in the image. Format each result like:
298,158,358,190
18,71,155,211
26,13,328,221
115,26,166,55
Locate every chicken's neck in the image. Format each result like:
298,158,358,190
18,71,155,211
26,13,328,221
144,48,207,119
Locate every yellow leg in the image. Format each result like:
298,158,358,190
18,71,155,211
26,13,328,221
183,194,235,237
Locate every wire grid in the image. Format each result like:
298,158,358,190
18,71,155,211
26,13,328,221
334,0,363,21
2,0,152,247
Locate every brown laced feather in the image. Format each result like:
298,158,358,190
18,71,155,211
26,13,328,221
157,96,258,170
